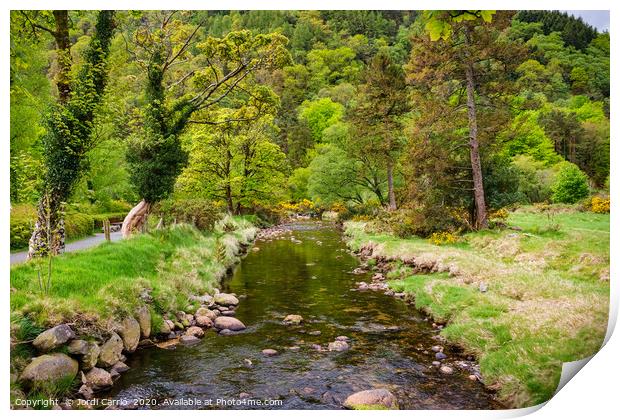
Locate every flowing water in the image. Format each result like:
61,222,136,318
106,221,502,409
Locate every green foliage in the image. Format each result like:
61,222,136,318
512,155,557,203
551,161,589,204
152,199,225,231
298,98,344,143
42,11,115,201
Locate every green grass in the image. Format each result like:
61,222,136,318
10,219,257,329
345,205,609,408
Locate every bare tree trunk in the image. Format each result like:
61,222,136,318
465,62,488,229
387,159,397,211
121,199,151,238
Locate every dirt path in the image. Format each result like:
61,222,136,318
10,231,123,265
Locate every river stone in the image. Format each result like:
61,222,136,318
32,324,76,352
111,361,130,373
214,316,246,331
81,342,100,370
186,326,205,338
78,384,94,400
135,306,151,338
221,310,236,316
283,314,304,325
343,389,398,410
180,335,200,345
196,307,217,320
262,349,278,356
335,336,350,342
20,353,78,387
431,345,443,353
119,317,140,353
173,321,185,330
84,367,113,390
435,352,447,360
214,293,239,306
67,339,89,355
219,329,234,336
97,333,123,368
195,316,213,328
440,366,454,375
328,341,350,352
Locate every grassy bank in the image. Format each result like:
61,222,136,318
344,206,609,408
10,216,257,336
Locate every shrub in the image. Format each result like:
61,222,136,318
153,199,224,231
512,155,557,204
590,196,610,213
551,162,590,204
92,212,127,229
428,231,459,246
64,213,94,239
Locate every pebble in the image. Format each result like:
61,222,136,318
440,366,454,375
335,336,350,342
435,352,447,360
262,349,278,356
431,345,443,352
218,329,234,336
308,330,321,336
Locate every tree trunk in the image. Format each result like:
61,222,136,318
465,62,488,229
225,183,234,213
28,191,65,259
27,11,72,261
52,10,72,103
387,159,397,211
121,199,151,238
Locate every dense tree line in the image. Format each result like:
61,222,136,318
10,10,610,247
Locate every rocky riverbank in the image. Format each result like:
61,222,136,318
346,236,486,386
11,223,258,410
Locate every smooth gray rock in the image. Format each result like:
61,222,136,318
32,324,76,352
20,353,78,387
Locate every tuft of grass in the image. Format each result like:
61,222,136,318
345,206,609,408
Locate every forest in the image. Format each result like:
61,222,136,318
9,9,610,411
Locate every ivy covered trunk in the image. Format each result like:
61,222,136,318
27,11,115,260
27,191,65,259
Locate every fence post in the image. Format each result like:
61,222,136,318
103,219,111,242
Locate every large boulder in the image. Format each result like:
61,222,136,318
214,316,246,331
283,314,304,325
214,293,239,306
343,389,398,410
32,324,76,352
135,306,151,338
80,342,100,370
20,353,78,387
119,318,140,353
97,333,123,368
83,367,113,391
195,307,217,320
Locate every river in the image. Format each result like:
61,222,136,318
105,221,501,409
